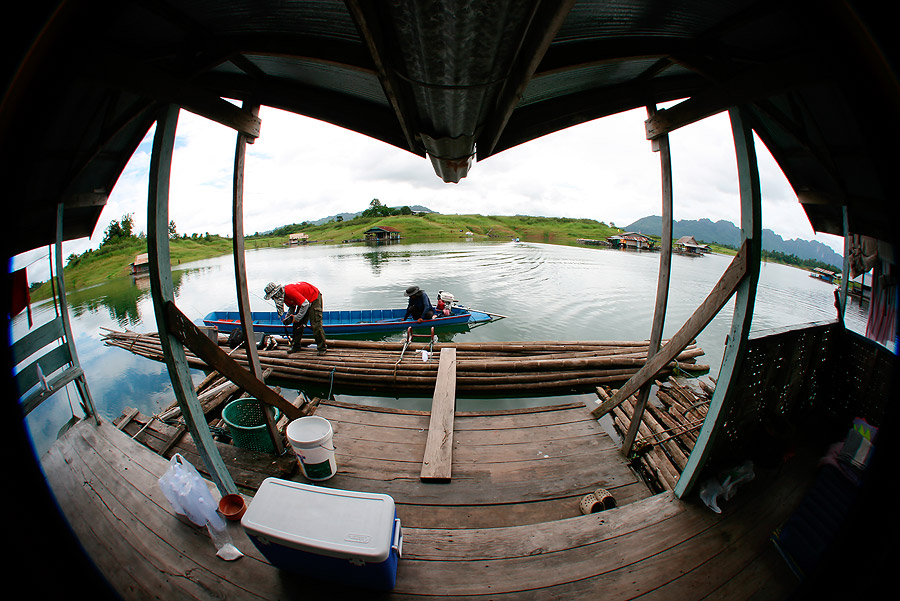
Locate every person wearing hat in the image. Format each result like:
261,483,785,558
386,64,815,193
264,281,327,355
402,285,435,322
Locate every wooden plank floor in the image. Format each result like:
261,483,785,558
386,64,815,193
316,400,650,528
42,407,805,599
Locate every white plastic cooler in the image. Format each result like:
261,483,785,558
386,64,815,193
241,478,402,590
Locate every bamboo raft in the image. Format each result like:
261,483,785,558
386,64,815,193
598,375,714,492
101,328,709,395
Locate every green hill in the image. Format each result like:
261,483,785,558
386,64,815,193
33,214,619,297
267,213,617,244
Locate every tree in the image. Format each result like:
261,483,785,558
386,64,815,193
168,220,177,239
101,212,135,246
120,213,134,238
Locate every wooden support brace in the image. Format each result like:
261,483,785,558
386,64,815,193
421,348,457,481
592,240,750,419
163,300,302,421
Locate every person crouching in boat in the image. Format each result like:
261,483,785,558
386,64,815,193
403,285,435,322
265,281,328,355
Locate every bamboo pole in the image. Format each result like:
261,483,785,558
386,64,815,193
102,330,707,394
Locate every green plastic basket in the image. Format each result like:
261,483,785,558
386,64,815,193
222,398,282,453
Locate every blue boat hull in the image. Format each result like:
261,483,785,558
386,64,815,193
202,306,491,336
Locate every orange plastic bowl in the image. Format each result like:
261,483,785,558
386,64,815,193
218,493,247,521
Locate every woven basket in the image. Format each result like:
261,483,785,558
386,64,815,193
222,398,281,453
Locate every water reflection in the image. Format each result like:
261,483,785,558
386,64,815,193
65,268,192,329
18,240,862,457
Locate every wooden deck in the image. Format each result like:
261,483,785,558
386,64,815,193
40,398,808,599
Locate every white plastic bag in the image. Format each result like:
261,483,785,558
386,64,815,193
158,454,243,560
699,460,755,513
159,454,221,527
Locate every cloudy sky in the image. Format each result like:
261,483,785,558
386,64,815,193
15,102,844,281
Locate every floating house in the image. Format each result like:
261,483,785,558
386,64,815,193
364,225,401,241
607,232,656,250
5,3,898,600
810,267,837,283
288,232,308,245
129,253,149,275
675,235,708,256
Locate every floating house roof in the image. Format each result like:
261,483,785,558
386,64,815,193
676,236,707,248
609,232,653,242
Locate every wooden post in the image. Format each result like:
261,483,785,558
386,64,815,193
147,104,237,496
55,203,100,425
838,205,850,323
232,101,283,454
674,107,761,498
421,348,457,481
622,104,674,455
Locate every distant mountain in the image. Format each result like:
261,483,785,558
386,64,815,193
624,216,842,269
312,205,435,225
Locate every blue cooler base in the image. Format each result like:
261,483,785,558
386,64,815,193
241,478,401,591
247,512,400,590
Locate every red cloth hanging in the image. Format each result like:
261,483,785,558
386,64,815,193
10,268,32,326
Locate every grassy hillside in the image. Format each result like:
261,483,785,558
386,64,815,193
255,213,618,245
32,214,619,298
30,235,233,301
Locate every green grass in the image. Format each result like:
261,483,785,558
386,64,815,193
31,212,830,300
34,214,620,297
249,213,619,246
30,235,234,301
31,214,622,298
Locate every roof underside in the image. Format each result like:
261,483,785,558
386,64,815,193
3,0,898,257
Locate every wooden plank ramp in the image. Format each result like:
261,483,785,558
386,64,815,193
41,417,805,600
420,347,456,481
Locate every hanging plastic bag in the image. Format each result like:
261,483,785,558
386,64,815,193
158,454,243,560
698,460,755,513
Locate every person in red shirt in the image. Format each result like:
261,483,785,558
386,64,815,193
264,281,327,355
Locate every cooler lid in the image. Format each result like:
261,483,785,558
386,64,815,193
242,478,396,561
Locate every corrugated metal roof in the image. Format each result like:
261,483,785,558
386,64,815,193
3,1,898,255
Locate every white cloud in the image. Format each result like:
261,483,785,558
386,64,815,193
37,102,842,284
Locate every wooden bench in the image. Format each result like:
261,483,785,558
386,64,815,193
13,315,93,416
420,347,456,481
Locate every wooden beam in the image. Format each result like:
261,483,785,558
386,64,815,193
838,206,850,323
478,0,575,157
231,101,283,454
163,301,301,421
147,104,237,496
622,103,674,454
55,203,100,424
674,107,762,497
592,240,749,419
421,348,457,481
343,0,422,154
92,52,261,138
644,53,822,140
232,102,263,379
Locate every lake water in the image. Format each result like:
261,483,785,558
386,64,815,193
16,240,868,456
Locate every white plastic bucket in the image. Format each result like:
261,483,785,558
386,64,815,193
286,416,337,481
